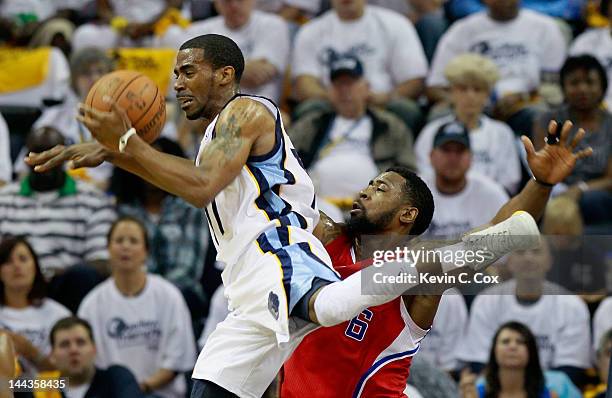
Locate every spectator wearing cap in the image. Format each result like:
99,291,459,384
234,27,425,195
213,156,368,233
288,55,416,205
291,0,428,131
421,122,509,238
415,54,521,194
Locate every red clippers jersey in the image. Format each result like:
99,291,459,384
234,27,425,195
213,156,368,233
280,234,428,398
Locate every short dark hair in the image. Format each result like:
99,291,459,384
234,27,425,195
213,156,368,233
107,216,150,251
386,166,434,236
0,236,47,306
50,317,95,347
180,34,245,83
560,55,608,100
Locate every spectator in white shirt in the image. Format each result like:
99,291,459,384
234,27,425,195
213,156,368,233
457,239,592,386
594,297,612,354
427,0,566,137
422,122,509,238
183,0,290,103
78,216,196,398
292,0,428,131
416,54,521,194
0,236,71,377
0,114,10,186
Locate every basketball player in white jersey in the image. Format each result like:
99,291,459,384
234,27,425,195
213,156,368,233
24,34,591,397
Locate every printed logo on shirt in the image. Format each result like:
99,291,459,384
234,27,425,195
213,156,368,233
106,317,162,350
318,46,375,70
14,328,47,351
470,41,529,63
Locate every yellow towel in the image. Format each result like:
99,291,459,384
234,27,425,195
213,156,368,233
0,47,51,94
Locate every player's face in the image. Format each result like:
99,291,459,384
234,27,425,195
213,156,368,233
494,328,529,369
348,172,408,234
430,143,471,183
449,82,489,117
51,325,96,378
108,221,148,272
507,240,551,280
563,68,604,112
329,75,369,118
215,0,255,29
174,48,215,120
484,0,520,21
0,243,36,293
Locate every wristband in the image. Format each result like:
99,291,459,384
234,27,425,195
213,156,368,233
119,128,137,153
532,176,554,187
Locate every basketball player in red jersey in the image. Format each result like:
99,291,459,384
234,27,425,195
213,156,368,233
280,119,593,398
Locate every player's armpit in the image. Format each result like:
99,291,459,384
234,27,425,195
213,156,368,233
313,211,344,245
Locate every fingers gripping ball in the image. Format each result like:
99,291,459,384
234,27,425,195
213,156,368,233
86,70,166,143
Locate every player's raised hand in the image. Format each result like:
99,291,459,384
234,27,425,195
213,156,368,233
25,141,108,172
77,97,132,151
521,120,593,185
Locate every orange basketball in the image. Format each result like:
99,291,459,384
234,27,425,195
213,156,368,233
85,70,166,143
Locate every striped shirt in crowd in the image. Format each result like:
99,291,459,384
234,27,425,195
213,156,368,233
0,174,116,278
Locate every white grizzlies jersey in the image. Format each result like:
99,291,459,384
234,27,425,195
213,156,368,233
195,94,320,268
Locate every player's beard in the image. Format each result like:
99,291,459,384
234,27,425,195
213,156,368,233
347,207,396,237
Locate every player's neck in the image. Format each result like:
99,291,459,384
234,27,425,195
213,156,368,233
207,89,239,120
113,269,147,297
498,368,527,394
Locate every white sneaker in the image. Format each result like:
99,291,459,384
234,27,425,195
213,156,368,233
462,211,541,271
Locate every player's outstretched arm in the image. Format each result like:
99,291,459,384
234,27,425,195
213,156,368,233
27,98,270,208
491,120,592,225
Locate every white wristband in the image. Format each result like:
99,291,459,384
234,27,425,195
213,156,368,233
119,128,137,153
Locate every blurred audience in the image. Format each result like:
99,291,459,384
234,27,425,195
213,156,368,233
584,327,611,398
416,54,520,194
0,114,10,186
0,237,70,377
422,122,509,237
26,316,144,398
534,55,612,229
78,216,196,398
457,241,591,386
593,297,612,355
428,0,566,137
289,55,415,202
407,355,460,398
14,47,116,189
184,0,290,103
570,0,612,108
0,127,115,280
291,0,428,131
459,321,554,398
0,0,79,55
255,0,323,23
110,137,210,333
72,0,186,51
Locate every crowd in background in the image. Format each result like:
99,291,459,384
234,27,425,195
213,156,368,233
0,0,611,397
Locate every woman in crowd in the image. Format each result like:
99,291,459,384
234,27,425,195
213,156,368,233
461,321,553,398
78,216,196,398
0,236,71,376
534,55,612,229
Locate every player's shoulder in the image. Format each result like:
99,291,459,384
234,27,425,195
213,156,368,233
219,96,276,129
315,211,346,246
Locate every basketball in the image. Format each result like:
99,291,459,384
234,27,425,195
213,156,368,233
85,70,166,143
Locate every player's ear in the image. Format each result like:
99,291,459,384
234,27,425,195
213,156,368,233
400,206,418,225
216,66,236,87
